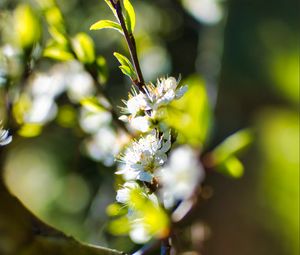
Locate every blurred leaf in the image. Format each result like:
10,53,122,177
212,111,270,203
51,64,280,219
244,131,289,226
90,20,122,34
107,216,130,235
113,52,136,79
211,129,253,165
257,109,299,255
80,97,105,113
165,75,212,147
56,105,77,128
13,4,41,50
216,156,244,178
12,94,31,124
43,47,74,61
104,0,118,19
123,0,136,34
48,27,68,46
96,56,109,84
72,33,95,64
106,203,127,217
18,123,43,137
45,6,65,34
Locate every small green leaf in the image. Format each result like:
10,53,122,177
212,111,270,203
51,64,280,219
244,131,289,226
123,0,136,33
43,47,74,61
96,56,108,84
216,156,244,178
71,33,95,64
211,129,253,165
113,52,136,79
18,123,42,138
90,20,122,34
80,97,105,113
13,4,41,49
104,0,118,19
119,65,134,78
107,216,130,235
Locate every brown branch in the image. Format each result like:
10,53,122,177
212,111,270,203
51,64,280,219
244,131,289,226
110,0,146,92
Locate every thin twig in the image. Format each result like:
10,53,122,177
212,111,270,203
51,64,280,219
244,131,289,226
161,238,171,255
110,0,145,92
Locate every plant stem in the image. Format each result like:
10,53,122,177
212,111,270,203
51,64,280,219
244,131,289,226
161,238,171,255
110,0,145,92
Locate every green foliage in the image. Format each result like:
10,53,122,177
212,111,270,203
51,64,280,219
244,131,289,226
13,4,41,50
113,52,136,80
257,109,299,255
71,33,95,64
90,20,123,34
80,97,105,113
43,46,74,61
123,0,136,34
96,56,109,84
210,129,253,178
165,75,212,147
18,123,43,137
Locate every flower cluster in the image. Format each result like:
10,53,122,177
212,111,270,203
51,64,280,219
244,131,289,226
117,130,171,182
119,77,187,132
113,76,205,243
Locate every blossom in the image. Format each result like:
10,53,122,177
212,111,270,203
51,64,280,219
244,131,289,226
0,125,12,146
84,127,120,166
117,130,171,182
157,146,205,208
119,77,187,133
144,77,188,109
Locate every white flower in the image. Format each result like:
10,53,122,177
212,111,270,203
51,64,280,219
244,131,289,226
0,125,12,146
130,116,152,133
117,130,171,183
79,108,112,134
129,221,152,244
66,71,95,103
157,146,205,208
85,127,119,166
126,92,150,117
116,181,139,204
145,77,188,109
25,96,57,124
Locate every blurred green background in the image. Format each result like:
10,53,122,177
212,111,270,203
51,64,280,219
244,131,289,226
0,0,298,254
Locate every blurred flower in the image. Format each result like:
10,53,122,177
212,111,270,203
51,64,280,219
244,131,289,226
79,108,112,134
158,146,205,208
0,125,12,146
182,0,224,25
117,130,171,182
25,96,57,123
84,126,120,166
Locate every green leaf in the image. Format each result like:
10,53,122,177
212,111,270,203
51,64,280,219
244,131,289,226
13,4,41,49
71,33,95,64
119,65,134,78
104,0,118,19
211,129,253,165
113,52,136,79
80,97,105,113
165,75,212,147
96,56,108,84
107,216,130,235
18,123,43,138
90,20,122,34
123,0,136,33
43,47,74,61
216,156,244,178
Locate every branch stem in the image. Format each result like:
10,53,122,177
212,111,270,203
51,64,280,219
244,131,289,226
111,0,145,92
